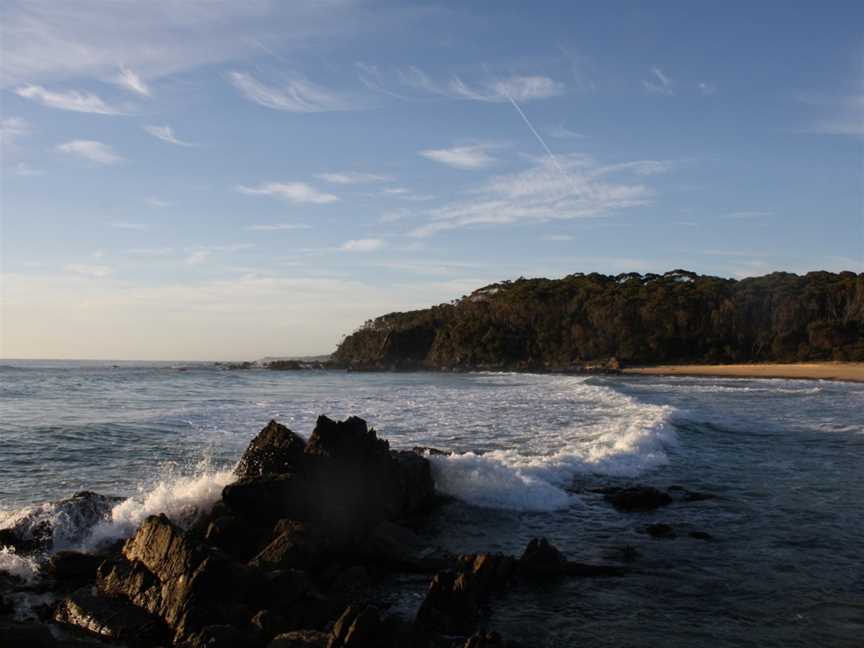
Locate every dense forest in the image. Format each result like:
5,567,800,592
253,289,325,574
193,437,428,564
332,270,864,371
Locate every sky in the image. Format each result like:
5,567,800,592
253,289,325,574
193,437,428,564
1,0,862,360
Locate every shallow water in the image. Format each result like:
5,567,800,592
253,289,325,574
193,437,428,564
1,361,863,646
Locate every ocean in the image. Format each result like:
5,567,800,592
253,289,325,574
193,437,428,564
1,361,863,646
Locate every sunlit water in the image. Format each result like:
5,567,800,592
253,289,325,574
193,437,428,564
1,361,863,646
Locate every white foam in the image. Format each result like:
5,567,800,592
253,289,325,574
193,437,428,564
84,467,234,550
0,547,39,583
428,380,676,512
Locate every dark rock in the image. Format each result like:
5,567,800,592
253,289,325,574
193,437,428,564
0,620,56,648
251,521,332,570
328,604,382,647
328,565,373,603
204,513,269,560
646,523,676,539
689,531,714,541
463,632,506,648
98,514,266,643
415,570,478,635
251,609,292,640
182,624,265,648
518,538,566,577
46,551,103,583
411,446,452,457
262,569,313,608
602,486,672,512
269,630,329,647
236,420,307,478
53,586,169,644
224,416,434,538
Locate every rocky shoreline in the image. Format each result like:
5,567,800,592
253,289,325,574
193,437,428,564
0,416,716,648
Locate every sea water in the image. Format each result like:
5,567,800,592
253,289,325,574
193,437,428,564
1,361,862,646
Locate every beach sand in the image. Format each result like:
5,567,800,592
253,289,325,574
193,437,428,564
623,362,864,383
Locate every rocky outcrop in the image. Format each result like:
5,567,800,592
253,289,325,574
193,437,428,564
224,416,435,538
53,587,169,645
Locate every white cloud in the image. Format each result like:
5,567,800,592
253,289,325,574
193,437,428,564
15,84,124,114
698,82,717,96
643,67,674,95
340,238,384,252
400,67,564,103
229,71,352,112
115,66,150,96
379,208,410,223
237,181,339,204
316,171,392,184
143,125,193,146
185,250,210,266
546,123,583,139
146,197,173,208
127,247,174,257
248,224,311,231
419,144,497,170
410,153,656,237
65,263,112,278
56,139,123,164
0,116,30,145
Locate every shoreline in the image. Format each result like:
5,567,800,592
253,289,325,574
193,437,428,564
623,362,864,383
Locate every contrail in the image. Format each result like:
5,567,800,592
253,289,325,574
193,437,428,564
502,91,568,180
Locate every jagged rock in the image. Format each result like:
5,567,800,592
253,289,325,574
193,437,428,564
46,550,103,583
251,609,293,640
415,570,478,635
268,630,329,647
517,538,565,577
224,416,434,538
204,512,269,560
98,514,265,643
599,486,673,512
646,523,676,538
236,420,307,478
463,632,506,648
261,569,313,608
251,521,332,570
460,553,515,592
328,604,383,647
53,586,169,644
182,624,264,648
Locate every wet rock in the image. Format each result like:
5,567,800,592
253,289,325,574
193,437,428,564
600,486,672,512
689,531,714,541
645,523,676,539
252,520,333,570
262,569,313,608
53,586,169,644
251,609,293,640
46,550,103,584
463,632,506,648
223,474,311,525
236,420,307,478
204,513,269,560
328,565,373,603
518,538,566,577
415,570,479,635
269,630,329,647
182,624,264,648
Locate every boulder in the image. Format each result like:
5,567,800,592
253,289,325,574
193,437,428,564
269,631,329,648
46,550,103,584
328,604,383,647
599,486,672,512
415,570,478,635
224,416,434,538
517,538,565,577
182,624,265,648
53,586,169,645
236,420,307,478
251,521,332,570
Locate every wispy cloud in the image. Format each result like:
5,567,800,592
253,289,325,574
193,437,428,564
15,85,124,114
316,171,392,184
65,263,112,278
546,123,583,139
0,116,30,149
247,223,311,231
56,140,123,165
401,67,564,103
229,71,352,112
237,181,339,204
642,67,674,95
146,197,173,208
115,66,150,96
143,125,193,146
127,247,174,257
419,144,497,170
14,162,42,176
698,82,717,96
340,238,384,252
410,153,657,237
721,210,774,220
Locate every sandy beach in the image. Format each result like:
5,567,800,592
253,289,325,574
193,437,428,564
624,362,864,383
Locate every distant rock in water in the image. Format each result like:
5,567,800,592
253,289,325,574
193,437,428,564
332,270,864,370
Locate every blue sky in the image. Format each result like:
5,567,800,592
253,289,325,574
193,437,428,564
1,0,862,360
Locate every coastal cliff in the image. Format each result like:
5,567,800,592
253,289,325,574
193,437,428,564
333,270,864,371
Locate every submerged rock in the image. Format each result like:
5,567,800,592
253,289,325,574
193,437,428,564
600,486,673,512
518,538,566,577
